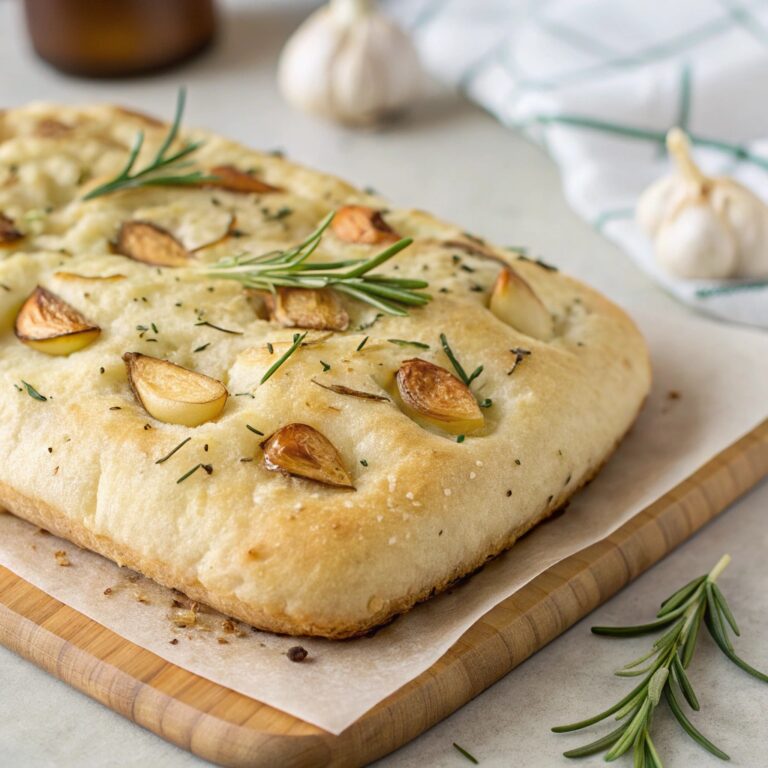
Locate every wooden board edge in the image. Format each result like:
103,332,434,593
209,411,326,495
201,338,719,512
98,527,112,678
0,419,765,767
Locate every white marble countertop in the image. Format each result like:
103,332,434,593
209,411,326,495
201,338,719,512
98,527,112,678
1,1,766,766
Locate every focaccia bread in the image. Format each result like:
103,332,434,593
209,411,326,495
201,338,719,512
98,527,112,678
0,103,650,638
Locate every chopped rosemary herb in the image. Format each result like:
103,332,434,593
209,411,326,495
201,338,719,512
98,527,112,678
155,436,191,464
439,334,483,386
360,459,368,467
479,398,492,408
194,320,242,335
456,434,465,443
507,347,531,376
176,463,213,484
22,380,47,401
82,89,216,201
262,206,293,221
387,339,430,349
266,342,274,354
356,336,369,352
452,742,478,764
260,331,307,384
320,360,331,372
193,343,210,353
246,424,264,436
311,378,389,401
517,254,558,272
151,322,159,334
235,392,255,398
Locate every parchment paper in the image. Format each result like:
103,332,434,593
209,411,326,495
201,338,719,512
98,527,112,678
1,303,766,735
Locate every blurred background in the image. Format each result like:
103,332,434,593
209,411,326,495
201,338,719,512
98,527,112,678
4,0,768,326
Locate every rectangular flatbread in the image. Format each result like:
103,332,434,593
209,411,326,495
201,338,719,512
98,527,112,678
0,103,650,637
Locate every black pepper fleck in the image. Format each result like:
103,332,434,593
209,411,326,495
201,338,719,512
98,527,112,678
287,646,308,662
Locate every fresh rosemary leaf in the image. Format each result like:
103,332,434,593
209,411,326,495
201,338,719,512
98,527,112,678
194,320,242,335
260,332,307,384
711,582,740,636
656,575,706,617
671,654,699,711
356,336,369,352
155,436,191,464
82,89,216,201
562,722,626,758
176,463,212,484
193,343,210,353
452,742,478,764
22,380,47,401
592,614,679,637
387,338,430,349
680,599,706,669
664,687,729,760
246,424,264,436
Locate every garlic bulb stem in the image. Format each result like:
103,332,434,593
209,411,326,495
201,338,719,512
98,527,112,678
667,128,707,188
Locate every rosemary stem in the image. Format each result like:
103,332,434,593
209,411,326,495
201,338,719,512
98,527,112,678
707,554,731,583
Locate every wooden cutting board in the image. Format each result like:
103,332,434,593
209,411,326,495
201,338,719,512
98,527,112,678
1,419,767,768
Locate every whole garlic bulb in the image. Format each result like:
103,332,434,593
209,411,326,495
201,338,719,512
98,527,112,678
277,0,422,126
637,128,768,279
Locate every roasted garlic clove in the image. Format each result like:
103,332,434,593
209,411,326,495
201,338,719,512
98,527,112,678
261,423,353,488
15,286,100,355
489,268,554,341
0,213,23,248
123,352,228,427
264,287,349,331
395,358,483,435
115,221,191,267
331,205,399,244
205,165,281,194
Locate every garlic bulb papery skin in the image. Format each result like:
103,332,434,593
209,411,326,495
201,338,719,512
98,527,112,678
637,128,768,280
277,0,422,126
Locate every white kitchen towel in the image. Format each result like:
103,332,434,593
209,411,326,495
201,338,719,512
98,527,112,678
389,0,768,328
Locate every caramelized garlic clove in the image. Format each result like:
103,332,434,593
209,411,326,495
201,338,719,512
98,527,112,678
331,205,399,244
15,286,100,355
115,221,191,267
489,268,554,341
123,352,228,427
205,165,281,194
264,287,349,331
395,358,484,435
261,423,354,488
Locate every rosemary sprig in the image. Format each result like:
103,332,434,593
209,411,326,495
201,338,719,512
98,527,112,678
204,213,430,317
82,89,215,201
260,331,307,384
554,554,767,765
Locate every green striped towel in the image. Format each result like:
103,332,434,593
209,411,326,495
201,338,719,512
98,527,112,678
389,0,768,328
